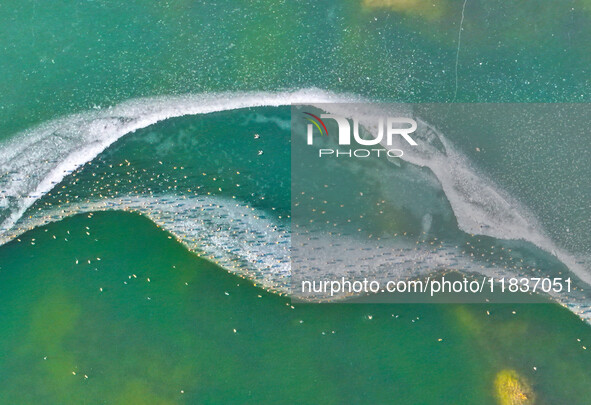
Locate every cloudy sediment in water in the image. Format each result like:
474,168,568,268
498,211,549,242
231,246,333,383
1,1,590,403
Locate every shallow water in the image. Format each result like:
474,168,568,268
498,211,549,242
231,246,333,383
2,0,589,137
3,106,588,311
1,211,591,404
1,0,590,403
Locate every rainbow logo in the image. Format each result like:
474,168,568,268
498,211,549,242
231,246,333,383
304,112,329,137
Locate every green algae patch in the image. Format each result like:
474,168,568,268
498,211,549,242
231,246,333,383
116,379,176,405
30,289,81,350
3,212,591,403
494,369,534,405
28,289,83,402
361,0,448,20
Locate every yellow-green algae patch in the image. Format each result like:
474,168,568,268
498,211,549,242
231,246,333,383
116,379,176,405
494,369,534,405
452,308,535,405
28,288,82,402
361,0,448,20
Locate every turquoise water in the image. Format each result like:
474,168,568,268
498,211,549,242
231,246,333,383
2,0,589,137
1,0,590,403
1,211,591,404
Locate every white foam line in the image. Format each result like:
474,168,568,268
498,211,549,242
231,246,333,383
316,103,591,284
1,194,292,294
0,90,588,286
6,195,591,325
0,89,357,233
